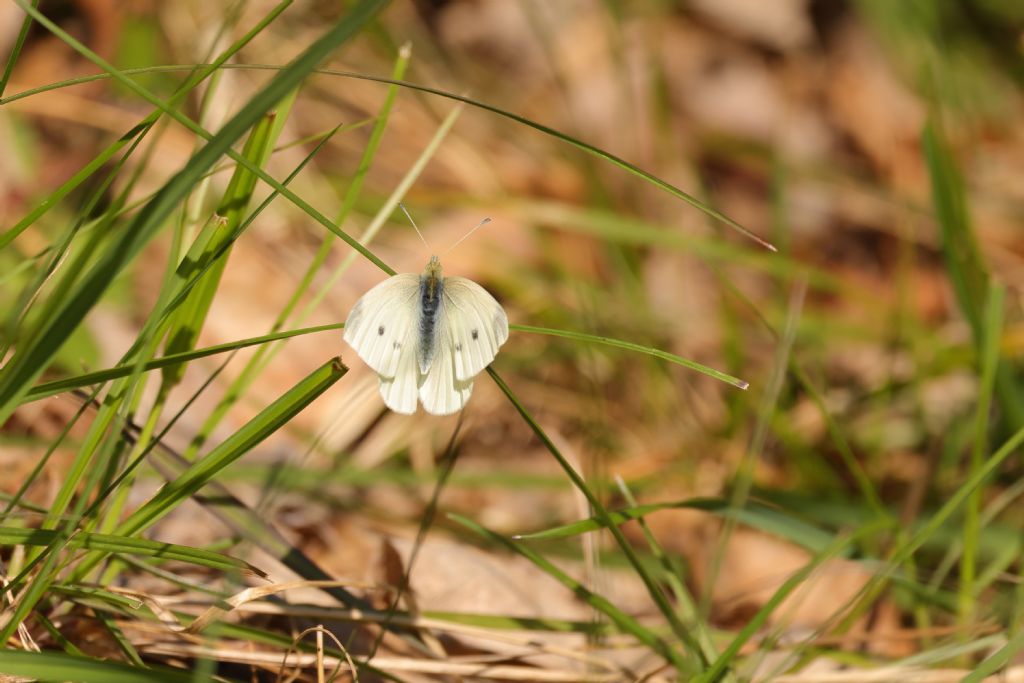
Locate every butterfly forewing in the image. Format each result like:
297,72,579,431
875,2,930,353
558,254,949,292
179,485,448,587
441,276,509,382
343,274,420,378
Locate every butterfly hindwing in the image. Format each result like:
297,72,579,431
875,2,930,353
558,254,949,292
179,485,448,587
343,274,420,379
417,312,473,415
379,337,420,414
441,276,509,382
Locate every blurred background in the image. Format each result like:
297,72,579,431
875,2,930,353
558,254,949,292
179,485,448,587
3,0,1024,676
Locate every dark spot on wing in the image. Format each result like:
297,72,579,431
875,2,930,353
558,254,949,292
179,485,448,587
471,329,479,340
393,341,401,349
455,342,462,351
378,325,385,336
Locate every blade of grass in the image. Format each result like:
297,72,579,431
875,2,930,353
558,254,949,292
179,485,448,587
923,119,1024,429
702,281,803,621
25,319,743,402
299,72,777,251
0,1,37,97
24,324,344,401
966,623,1024,681
2,63,774,252
513,324,748,390
515,497,835,554
0,526,263,575
959,282,1004,626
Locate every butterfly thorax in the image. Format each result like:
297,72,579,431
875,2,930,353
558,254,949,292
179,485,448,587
417,256,444,371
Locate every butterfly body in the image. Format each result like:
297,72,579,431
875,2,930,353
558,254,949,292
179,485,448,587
344,256,508,415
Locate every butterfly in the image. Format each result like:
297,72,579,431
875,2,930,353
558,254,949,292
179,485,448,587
343,254,508,415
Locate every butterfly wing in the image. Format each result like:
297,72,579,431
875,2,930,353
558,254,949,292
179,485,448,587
441,276,509,382
343,274,421,414
417,316,474,415
378,340,421,414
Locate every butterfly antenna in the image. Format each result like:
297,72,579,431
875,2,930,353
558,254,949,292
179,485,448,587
443,217,492,256
399,202,432,252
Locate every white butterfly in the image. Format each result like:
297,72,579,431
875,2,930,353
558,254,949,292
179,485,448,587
344,255,509,415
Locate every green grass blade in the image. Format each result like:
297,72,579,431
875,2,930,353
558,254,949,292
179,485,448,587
303,72,776,251
0,0,387,425
513,324,749,390
0,650,198,683
24,323,343,401
0,526,262,575
922,120,987,339
515,498,835,553
960,283,1004,625
0,1,38,97
923,119,1024,428
964,629,1024,682
2,63,774,253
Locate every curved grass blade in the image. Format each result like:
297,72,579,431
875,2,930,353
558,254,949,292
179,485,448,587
513,324,748,390
24,323,343,401
964,629,1024,682
0,0,387,426
2,63,776,252
0,1,37,97
515,498,835,553
924,119,1024,429
0,526,263,576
